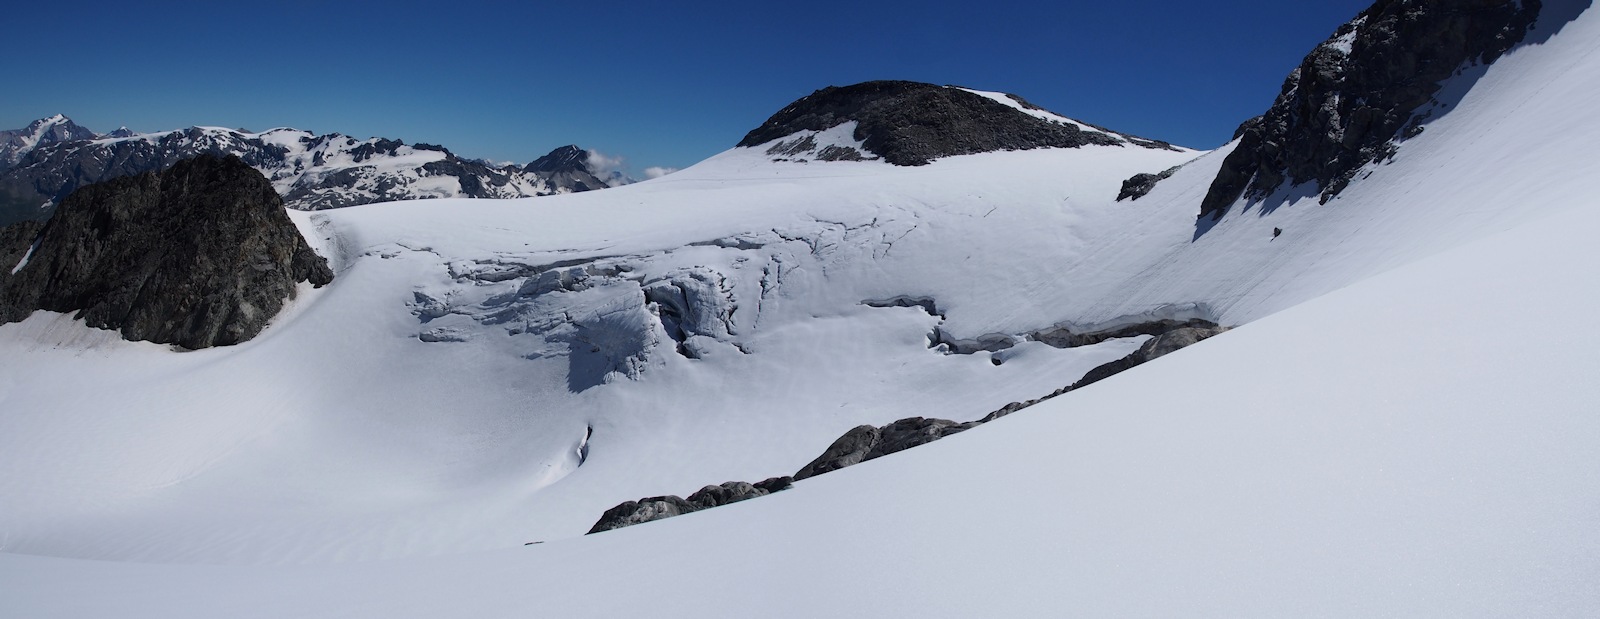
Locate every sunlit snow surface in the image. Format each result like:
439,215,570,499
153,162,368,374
3,4,1600,616
0,115,1198,565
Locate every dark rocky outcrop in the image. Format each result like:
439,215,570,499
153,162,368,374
1199,0,1543,219
792,417,981,481
738,80,1176,166
587,477,793,534
0,155,333,349
1117,165,1181,202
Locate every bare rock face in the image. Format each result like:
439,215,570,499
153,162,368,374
1199,0,1543,219
737,80,1176,166
0,154,333,349
0,218,43,269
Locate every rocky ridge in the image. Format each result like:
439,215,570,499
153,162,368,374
0,155,333,349
587,477,794,534
1198,0,1543,219
0,117,629,226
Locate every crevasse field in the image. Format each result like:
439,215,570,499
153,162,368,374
3,5,1599,617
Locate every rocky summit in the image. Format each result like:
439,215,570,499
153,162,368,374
1199,0,1543,219
522,145,616,193
0,154,333,349
738,80,1177,165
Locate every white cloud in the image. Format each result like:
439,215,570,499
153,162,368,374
584,149,626,177
643,166,680,179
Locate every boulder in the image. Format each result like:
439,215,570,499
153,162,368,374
1116,165,1181,201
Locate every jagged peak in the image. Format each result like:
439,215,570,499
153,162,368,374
15,114,91,136
525,145,590,174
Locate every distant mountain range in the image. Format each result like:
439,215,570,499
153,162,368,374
0,115,628,225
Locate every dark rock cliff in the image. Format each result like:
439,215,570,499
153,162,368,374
1198,0,1543,219
0,155,333,349
738,80,1176,166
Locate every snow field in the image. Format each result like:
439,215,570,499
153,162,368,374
1,3,1599,615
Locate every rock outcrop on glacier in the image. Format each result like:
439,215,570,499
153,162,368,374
587,477,794,534
0,155,332,349
587,320,1228,532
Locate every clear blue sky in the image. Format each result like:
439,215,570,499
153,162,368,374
2,1,1373,176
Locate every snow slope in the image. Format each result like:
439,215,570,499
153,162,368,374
3,143,1597,617
0,135,1193,564
1,0,1598,613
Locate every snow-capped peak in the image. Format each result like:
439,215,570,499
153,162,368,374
0,114,98,169
0,124,632,223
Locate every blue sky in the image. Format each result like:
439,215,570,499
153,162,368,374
2,1,1373,176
